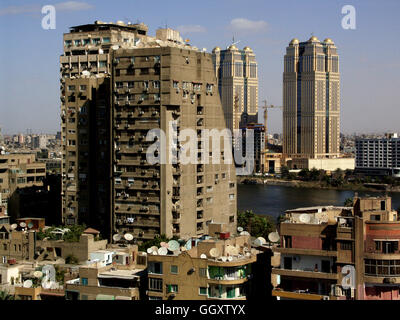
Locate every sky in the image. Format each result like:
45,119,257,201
0,0,399,135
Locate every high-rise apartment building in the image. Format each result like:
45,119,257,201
283,36,340,159
60,21,237,241
212,46,258,133
355,133,400,178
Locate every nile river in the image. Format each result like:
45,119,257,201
237,184,400,219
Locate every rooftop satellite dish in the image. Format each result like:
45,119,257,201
158,247,168,256
111,45,119,50
253,238,263,247
160,242,168,248
152,250,158,255
167,240,179,251
200,254,207,259
299,214,311,224
10,224,17,230
20,222,26,228
124,233,133,241
185,240,192,250
240,231,250,236
237,227,244,232
209,248,220,258
257,237,267,245
150,246,158,252
113,234,122,242
33,271,43,278
221,256,227,262
245,252,251,257
228,256,233,262
27,223,34,229
146,248,153,254
268,232,280,243
23,280,33,288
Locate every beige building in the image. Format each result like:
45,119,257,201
212,45,258,132
288,157,355,171
283,37,340,159
0,154,46,212
60,21,237,241
147,228,256,300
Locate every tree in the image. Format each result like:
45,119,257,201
237,210,275,238
280,166,290,179
298,168,310,181
344,197,354,207
65,254,79,264
0,290,17,300
309,168,320,181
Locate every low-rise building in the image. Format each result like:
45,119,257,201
146,227,261,300
272,195,400,300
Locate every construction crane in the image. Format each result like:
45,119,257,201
260,99,282,149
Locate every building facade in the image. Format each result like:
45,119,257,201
212,46,258,133
60,21,237,241
283,36,340,159
272,195,400,300
355,133,400,178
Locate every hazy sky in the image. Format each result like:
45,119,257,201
0,0,399,135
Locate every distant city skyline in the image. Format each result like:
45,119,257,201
0,0,399,134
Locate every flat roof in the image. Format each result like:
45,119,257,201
98,269,144,280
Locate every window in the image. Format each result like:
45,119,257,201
173,81,179,89
74,39,81,46
199,287,207,295
81,278,88,286
166,284,178,293
229,194,235,200
148,262,163,274
149,278,163,292
102,37,110,43
79,85,87,91
83,39,90,45
284,236,292,248
99,61,107,68
68,85,75,91
170,265,178,274
199,268,207,278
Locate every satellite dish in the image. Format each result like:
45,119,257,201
10,224,17,230
152,250,158,255
81,70,90,76
146,248,153,254
240,231,250,236
20,222,26,228
33,271,43,278
237,227,244,232
150,246,158,252
113,234,122,242
160,242,168,248
27,223,34,229
124,233,133,241
158,247,168,255
209,248,220,258
221,256,227,262
257,237,267,245
185,240,192,250
111,45,119,50
23,280,33,288
299,214,311,224
200,254,207,259
253,238,263,247
268,232,280,243
228,256,233,262
167,240,180,251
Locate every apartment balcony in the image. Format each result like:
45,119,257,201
273,247,337,257
272,289,334,300
272,267,338,280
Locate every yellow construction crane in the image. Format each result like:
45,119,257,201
261,99,282,149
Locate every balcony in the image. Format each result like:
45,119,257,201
272,289,333,300
273,247,337,257
272,268,338,280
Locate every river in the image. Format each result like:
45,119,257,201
237,184,400,219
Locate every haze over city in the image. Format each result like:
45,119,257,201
0,0,399,135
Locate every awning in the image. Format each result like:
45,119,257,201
96,294,115,300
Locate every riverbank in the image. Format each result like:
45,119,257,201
237,176,400,193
